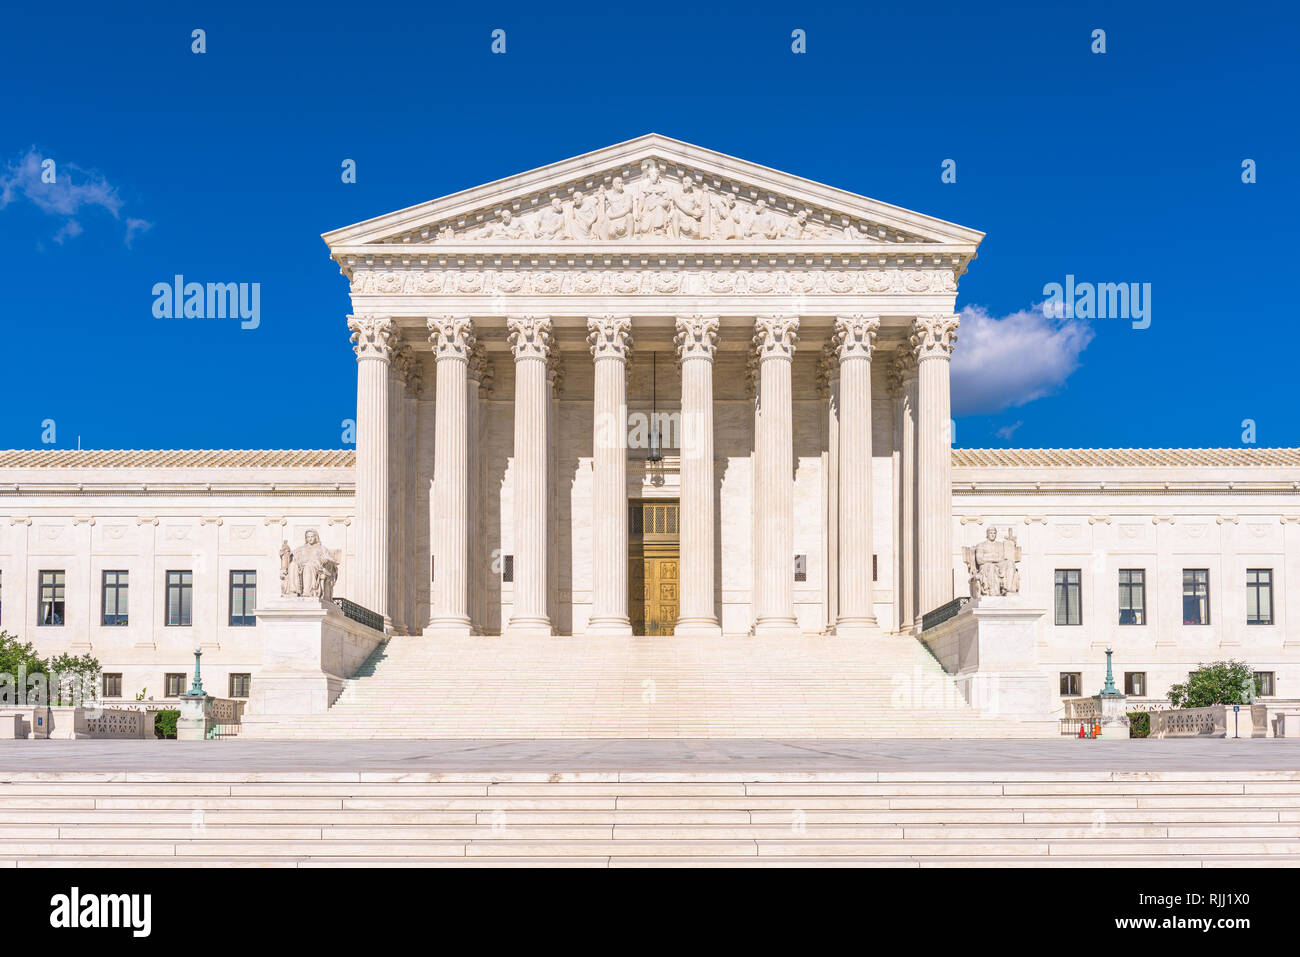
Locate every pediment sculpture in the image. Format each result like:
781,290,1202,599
963,527,1022,597
414,160,921,244
279,529,341,600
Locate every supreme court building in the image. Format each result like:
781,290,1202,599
2,136,1297,735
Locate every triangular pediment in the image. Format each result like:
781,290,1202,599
323,135,984,254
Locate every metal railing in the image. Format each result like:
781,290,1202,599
920,596,969,632
333,597,385,632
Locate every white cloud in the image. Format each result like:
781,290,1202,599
994,420,1023,441
0,147,150,245
950,303,1093,415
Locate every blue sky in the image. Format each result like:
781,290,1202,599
2,0,1296,451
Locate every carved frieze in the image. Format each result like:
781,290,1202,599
347,266,959,298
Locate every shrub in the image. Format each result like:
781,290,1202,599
1127,712,1151,738
1167,660,1256,709
154,710,180,739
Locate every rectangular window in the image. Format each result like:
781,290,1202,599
1059,672,1082,696
164,673,187,697
1182,569,1210,625
38,570,66,627
793,555,807,582
1255,672,1275,697
1054,569,1081,625
229,673,252,698
502,554,514,583
229,570,257,627
102,673,122,698
165,570,193,627
1118,569,1145,625
101,570,129,626
1123,672,1146,696
1246,568,1273,625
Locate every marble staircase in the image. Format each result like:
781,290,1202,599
1,770,1297,866
242,634,1056,739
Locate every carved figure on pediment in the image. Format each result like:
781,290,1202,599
672,176,707,239
634,160,672,237
710,192,741,239
569,190,599,239
601,177,634,240
536,197,567,240
481,208,530,240
963,527,1021,597
789,209,832,239
745,199,783,240
280,529,341,600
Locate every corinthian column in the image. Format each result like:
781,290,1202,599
506,315,553,636
752,315,800,635
673,315,721,637
467,345,493,634
892,350,920,633
586,316,634,636
834,315,880,636
818,345,840,634
347,314,395,627
426,315,474,635
912,314,959,620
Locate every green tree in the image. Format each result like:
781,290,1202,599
0,631,44,679
1167,660,1257,709
0,632,101,706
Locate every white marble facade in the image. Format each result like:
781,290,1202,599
1,137,1297,706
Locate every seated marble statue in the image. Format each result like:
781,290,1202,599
963,527,1021,597
279,529,341,600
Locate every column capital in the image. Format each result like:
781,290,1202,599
753,315,799,360
546,347,566,396
390,342,414,383
910,314,960,361
428,314,475,362
587,315,633,361
507,314,553,361
833,314,880,361
816,342,839,397
348,314,396,362
403,352,425,397
886,348,917,397
674,314,719,362
468,341,495,393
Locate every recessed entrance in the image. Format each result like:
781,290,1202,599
629,500,679,636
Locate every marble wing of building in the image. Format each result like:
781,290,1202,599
2,136,1297,732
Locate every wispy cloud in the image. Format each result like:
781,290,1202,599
0,147,150,246
994,420,1024,442
951,303,1093,415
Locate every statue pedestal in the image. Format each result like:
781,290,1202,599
920,596,1054,722
241,598,385,734
177,693,213,740
1095,692,1130,739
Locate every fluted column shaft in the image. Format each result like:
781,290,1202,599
427,316,474,635
753,315,800,635
404,359,421,634
506,315,553,636
895,353,920,632
587,316,633,635
913,315,960,619
674,316,721,637
819,347,840,634
834,315,880,636
347,315,395,627
466,345,491,634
